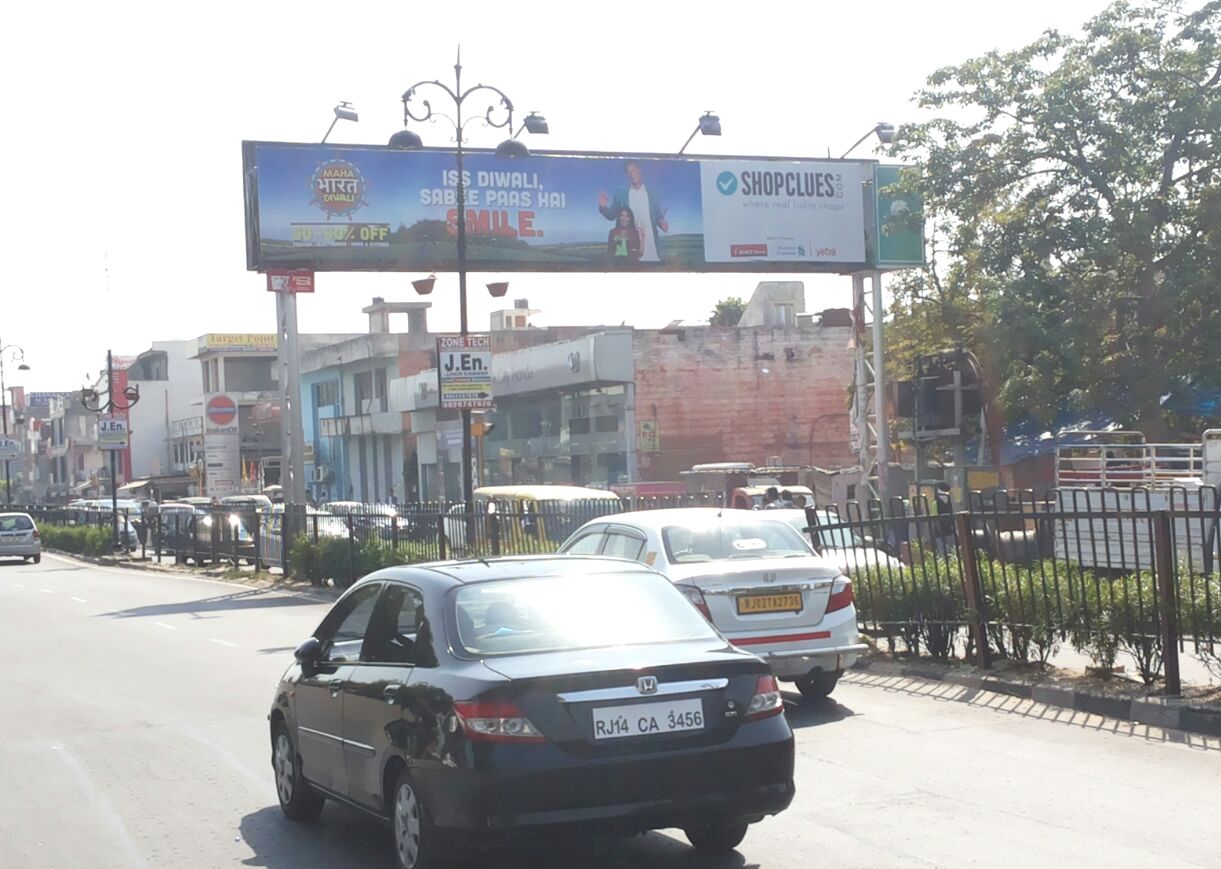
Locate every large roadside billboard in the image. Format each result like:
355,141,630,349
243,142,921,274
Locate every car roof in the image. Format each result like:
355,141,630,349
352,555,659,592
0,512,33,519
583,507,800,530
474,485,621,501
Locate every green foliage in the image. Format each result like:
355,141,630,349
708,296,745,327
853,549,1221,685
288,536,435,586
889,0,1221,438
40,525,115,557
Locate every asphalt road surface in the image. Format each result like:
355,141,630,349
2,554,1219,869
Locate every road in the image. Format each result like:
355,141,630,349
2,554,1219,869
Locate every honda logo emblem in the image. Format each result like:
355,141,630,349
636,676,658,695
762,572,777,583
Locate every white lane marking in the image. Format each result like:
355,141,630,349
48,743,150,868
41,588,55,594
71,596,89,604
210,638,238,648
12,583,24,588
153,621,178,631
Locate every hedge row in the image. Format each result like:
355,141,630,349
39,525,116,558
850,550,1221,685
288,537,439,587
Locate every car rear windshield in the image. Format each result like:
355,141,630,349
662,520,811,563
773,511,865,550
0,515,34,531
453,572,718,656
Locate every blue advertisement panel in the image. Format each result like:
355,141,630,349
243,142,881,273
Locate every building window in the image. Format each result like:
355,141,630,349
595,414,619,433
314,380,338,408
354,371,373,413
569,417,591,436
374,368,388,412
773,303,795,327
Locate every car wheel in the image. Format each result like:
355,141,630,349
273,725,324,821
33,553,41,564
795,669,841,701
392,768,441,869
684,820,749,854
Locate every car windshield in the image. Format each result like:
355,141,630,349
453,572,718,656
0,515,33,531
661,520,812,562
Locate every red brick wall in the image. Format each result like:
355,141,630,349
633,326,856,480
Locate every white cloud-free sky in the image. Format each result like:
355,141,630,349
3,0,1126,390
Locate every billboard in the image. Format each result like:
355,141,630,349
243,142,904,274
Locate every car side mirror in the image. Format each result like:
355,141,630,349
294,637,323,665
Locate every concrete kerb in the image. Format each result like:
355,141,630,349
851,658,1221,739
41,548,342,601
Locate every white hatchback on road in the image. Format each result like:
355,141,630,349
0,512,41,564
560,508,866,700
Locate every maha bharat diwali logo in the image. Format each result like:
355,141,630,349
310,159,368,219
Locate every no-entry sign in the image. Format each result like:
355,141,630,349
437,335,493,410
206,395,238,427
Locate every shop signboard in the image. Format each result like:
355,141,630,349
98,415,129,451
437,335,493,410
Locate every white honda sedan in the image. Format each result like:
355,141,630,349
559,508,866,700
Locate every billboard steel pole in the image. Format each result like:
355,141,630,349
397,48,525,511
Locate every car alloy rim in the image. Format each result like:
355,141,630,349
274,733,294,804
394,782,421,868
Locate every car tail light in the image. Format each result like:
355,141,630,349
678,585,712,621
826,577,854,613
32,530,40,540
454,700,546,743
746,674,784,721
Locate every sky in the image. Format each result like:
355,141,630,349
2,0,1132,391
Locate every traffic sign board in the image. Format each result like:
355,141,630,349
0,435,18,461
98,415,129,451
437,335,493,410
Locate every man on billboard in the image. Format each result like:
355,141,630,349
598,161,669,263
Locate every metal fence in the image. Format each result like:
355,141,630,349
18,488,1221,691
808,487,1221,693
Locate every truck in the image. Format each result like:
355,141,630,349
1050,429,1220,571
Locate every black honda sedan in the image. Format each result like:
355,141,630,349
269,556,795,868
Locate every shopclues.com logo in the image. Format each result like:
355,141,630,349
716,171,738,195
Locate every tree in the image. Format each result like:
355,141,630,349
889,0,1221,439
709,296,745,326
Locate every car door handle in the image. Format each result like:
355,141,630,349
383,684,402,704
329,679,344,697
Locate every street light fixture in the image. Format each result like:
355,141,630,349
840,122,896,158
512,111,549,139
321,101,359,144
678,111,722,154
0,339,29,505
388,48,546,511
80,350,141,552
